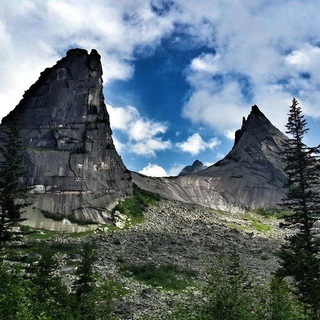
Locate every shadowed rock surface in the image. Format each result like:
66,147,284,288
1,48,132,224
133,106,288,212
178,160,207,176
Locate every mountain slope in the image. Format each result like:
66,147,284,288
133,106,288,212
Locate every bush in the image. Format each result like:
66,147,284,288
167,254,307,320
113,184,161,224
120,263,196,291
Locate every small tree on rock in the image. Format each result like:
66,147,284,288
277,98,320,319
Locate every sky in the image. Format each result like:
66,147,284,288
1,0,320,177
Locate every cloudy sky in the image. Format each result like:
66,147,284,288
1,0,320,176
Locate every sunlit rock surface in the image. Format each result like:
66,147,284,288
133,106,288,212
1,49,132,223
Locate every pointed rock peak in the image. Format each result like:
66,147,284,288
246,105,270,125
251,104,264,115
2,47,107,127
234,105,272,146
192,160,203,166
178,159,207,176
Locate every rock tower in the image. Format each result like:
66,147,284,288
1,49,132,224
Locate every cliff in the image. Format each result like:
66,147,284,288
1,49,132,225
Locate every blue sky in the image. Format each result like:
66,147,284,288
1,0,320,176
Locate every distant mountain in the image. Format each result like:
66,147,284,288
133,105,288,212
178,160,207,176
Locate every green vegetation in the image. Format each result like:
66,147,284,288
253,207,291,219
0,120,31,243
277,98,320,319
40,209,65,221
26,146,58,152
120,263,196,291
168,253,307,320
226,222,248,232
244,213,271,232
0,242,127,320
113,183,161,224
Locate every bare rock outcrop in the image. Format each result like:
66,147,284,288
1,49,132,223
178,160,207,176
133,106,288,212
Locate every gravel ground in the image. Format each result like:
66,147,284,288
76,199,291,319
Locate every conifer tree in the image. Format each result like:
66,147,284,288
277,98,320,319
73,242,98,320
0,120,30,243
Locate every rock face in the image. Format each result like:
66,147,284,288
178,160,207,176
197,105,288,209
133,106,288,212
1,49,132,223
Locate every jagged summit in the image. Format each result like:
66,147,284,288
234,105,271,146
0,48,132,228
178,160,207,176
197,105,288,209
3,48,109,129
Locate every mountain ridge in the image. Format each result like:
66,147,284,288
0,48,289,226
133,105,288,212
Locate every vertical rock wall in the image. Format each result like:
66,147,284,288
1,49,132,223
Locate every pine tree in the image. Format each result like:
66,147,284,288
73,242,98,320
0,120,30,243
277,98,320,319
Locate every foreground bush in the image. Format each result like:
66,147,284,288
168,253,307,320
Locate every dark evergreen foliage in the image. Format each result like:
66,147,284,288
0,120,31,242
277,98,320,319
169,253,306,320
74,242,97,300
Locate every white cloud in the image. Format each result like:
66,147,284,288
286,45,320,69
225,130,236,141
130,120,167,142
0,0,177,120
2,0,320,150
112,135,126,154
138,162,192,177
190,53,220,74
139,163,167,177
176,133,220,156
132,138,172,157
107,105,139,131
178,1,320,140
107,104,172,157
167,164,185,176
183,88,248,134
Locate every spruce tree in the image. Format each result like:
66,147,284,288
0,120,30,243
73,242,98,320
277,98,320,319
